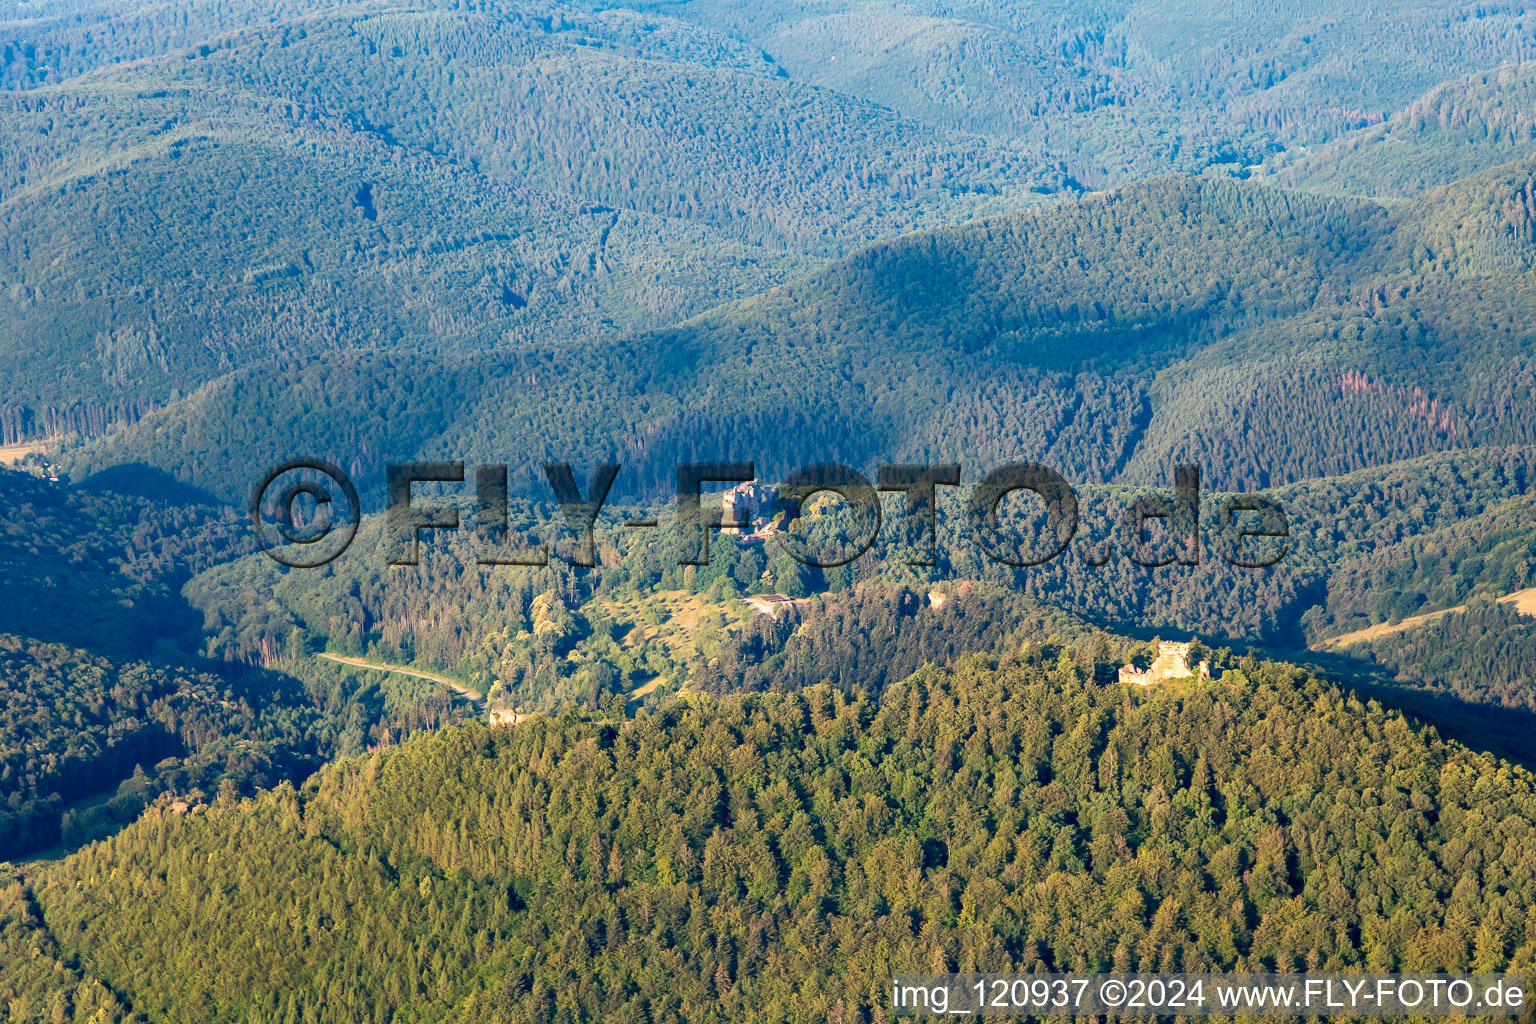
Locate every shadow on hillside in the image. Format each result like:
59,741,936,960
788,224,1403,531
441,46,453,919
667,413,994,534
1102,614,1536,771
1198,632,1536,772
78,463,224,506
1298,647,1536,772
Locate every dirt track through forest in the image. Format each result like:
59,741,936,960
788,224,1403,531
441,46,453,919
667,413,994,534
1317,587,1536,650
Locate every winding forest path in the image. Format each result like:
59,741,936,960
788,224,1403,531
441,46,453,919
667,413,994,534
1316,586,1536,650
317,653,484,706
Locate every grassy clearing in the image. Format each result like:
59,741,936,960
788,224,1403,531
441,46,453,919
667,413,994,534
0,440,47,465
589,590,748,663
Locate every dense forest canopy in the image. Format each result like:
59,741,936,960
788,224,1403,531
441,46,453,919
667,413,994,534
1264,62,1536,197
3,0,1534,416
1339,599,1536,714
55,161,1536,509
0,632,477,859
0,0,1063,412
5,650,1536,1021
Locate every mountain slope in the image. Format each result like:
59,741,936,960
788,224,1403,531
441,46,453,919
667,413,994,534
1264,62,1536,198
0,467,249,657
21,649,1536,1020
65,164,1536,500
659,0,1536,176
8,1,1533,420
0,117,802,409
0,2,1060,413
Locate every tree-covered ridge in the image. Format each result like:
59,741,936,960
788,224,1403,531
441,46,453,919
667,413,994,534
16,649,1536,1022
691,583,1105,697
189,475,1106,706
1312,494,1536,636
0,1,1063,411
109,7,1054,241
0,109,812,410
1265,62,1536,198
0,876,139,1023
0,632,292,859
174,445,1536,714
1339,600,1536,713
57,162,1536,511
13,0,1532,177
658,0,1536,178
0,631,482,860
0,0,315,90
0,467,250,657
7,1,1534,421
0,468,506,859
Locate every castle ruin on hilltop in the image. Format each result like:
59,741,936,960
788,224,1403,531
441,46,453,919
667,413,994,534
721,480,783,542
1118,640,1213,686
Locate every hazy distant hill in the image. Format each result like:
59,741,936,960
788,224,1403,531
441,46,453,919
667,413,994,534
0,2,1061,414
65,163,1536,501
6,0,1533,423
0,118,802,411
652,0,1536,177
1263,62,1536,197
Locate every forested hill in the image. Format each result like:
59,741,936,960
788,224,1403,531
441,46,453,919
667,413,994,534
1264,62,1536,198
6,0,1534,421
0,1,1056,414
682,0,1536,165
66,162,1536,499
0,629,480,861
9,649,1536,1021
0,468,250,659
11,0,1531,168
